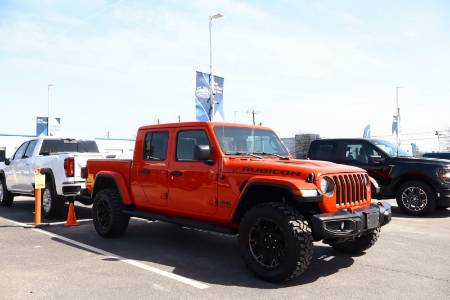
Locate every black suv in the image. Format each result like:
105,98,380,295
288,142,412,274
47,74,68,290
308,138,450,216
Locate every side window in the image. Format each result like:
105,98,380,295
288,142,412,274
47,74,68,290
13,142,29,160
365,144,383,157
310,142,337,160
176,130,210,161
143,131,169,161
24,140,38,158
344,143,380,164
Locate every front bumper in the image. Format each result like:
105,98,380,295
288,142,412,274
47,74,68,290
312,202,391,240
437,188,450,207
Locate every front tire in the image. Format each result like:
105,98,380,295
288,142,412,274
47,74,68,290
238,202,313,283
42,184,65,218
93,189,130,238
396,181,436,216
331,228,380,254
0,178,14,207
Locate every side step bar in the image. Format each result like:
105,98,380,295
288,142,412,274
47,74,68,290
122,209,234,235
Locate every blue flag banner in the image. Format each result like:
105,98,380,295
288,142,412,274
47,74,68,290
195,71,224,121
36,117,48,136
363,124,371,138
392,115,398,135
36,117,61,136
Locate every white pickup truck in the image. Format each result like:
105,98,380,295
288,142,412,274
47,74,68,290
0,137,104,217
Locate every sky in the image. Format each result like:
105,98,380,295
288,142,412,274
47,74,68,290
0,0,449,151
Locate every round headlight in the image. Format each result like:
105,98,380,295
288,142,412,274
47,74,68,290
320,176,335,196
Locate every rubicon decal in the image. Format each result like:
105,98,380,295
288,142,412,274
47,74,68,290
242,167,301,177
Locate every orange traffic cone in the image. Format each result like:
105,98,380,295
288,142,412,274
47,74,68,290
65,202,80,227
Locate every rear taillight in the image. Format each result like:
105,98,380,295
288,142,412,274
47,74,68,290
64,158,75,177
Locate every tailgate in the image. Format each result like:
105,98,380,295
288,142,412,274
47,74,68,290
73,153,105,178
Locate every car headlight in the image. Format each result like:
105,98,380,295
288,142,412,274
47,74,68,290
437,168,450,184
320,176,335,196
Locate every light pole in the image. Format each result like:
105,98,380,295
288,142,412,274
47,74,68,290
209,12,224,121
395,86,404,156
47,84,55,136
436,131,441,151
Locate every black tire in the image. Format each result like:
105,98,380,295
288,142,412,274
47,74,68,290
42,182,65,218
238,202,313,283
396,181,436,216
331,228,380,254
0,177,14,207
93,189,130,238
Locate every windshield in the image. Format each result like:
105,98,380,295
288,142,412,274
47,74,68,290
213,126,289,156
371,139,412,157
39,139,99,154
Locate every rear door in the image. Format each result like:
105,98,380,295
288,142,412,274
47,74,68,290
308,140,339,162
21,140,38,193
133,130,170,209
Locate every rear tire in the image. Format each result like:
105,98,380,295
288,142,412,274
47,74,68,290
42,183,65,218
396,181,436,216
238,202,313,283
0,178,14,207
331,228,380,254
93,189,130,238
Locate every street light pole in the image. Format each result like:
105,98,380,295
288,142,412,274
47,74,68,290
436,131,441,151
47,84,54,136
208,12,224,121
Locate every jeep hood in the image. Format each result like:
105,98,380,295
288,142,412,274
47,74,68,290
222,157,365,180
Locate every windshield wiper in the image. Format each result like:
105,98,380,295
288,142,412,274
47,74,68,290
225,151,263,159
253,152,290,160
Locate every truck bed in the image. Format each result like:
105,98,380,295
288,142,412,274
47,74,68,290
86,159,132,189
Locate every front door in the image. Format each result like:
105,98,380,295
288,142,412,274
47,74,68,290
168,128,218,217
337,141,391,186
6,141,29,192
134,130,170,209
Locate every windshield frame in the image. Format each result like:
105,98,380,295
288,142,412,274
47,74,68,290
213,125,289,157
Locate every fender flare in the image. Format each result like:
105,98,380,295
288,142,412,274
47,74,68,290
231,176,319,223
92,171,132,205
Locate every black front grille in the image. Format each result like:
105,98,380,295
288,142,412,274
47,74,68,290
332,174,369,207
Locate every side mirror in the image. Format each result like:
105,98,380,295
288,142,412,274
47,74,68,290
4,158,10,165
194,145,213,164
369,155,385,166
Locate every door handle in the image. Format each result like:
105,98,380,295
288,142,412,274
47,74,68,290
169,170,183,177
141,168,151,175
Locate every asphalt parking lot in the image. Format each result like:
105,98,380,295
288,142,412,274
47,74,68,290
1,197,449,300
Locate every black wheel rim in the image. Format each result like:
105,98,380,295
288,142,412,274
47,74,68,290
401,186,428,212
248,218,286,269
96,198,112,230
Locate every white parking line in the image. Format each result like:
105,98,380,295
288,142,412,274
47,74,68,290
44,219,93,226
0,217,210,290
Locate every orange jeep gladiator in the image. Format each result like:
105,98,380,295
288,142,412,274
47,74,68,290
83,122,391,282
